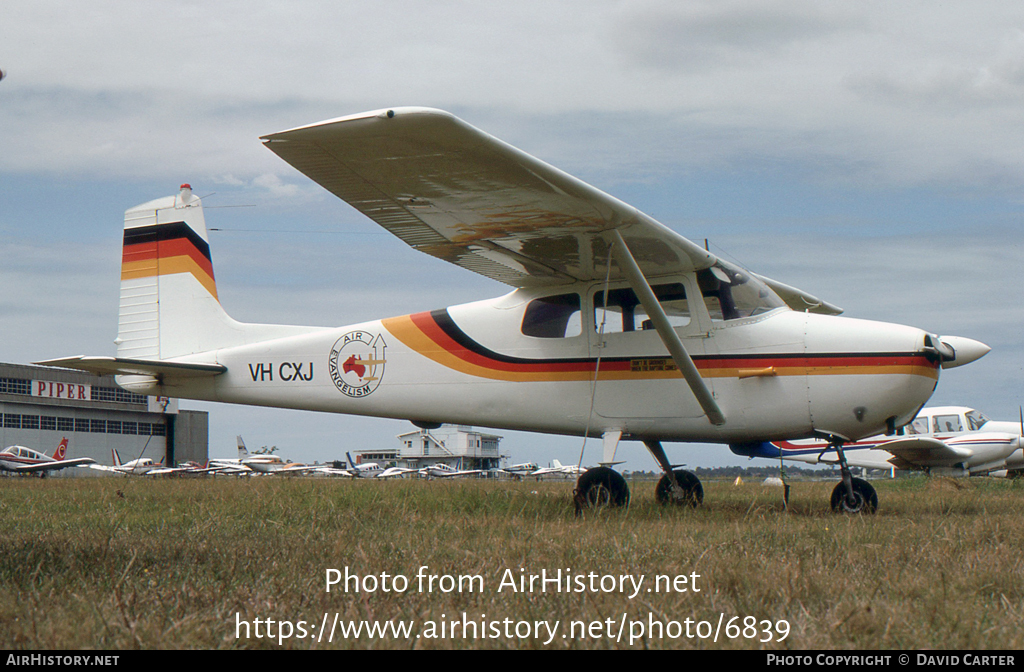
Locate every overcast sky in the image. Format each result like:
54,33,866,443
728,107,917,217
1,2,1022,470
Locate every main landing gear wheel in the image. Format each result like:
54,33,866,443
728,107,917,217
574,467,630,513
830,477,878,514
655,469,703,507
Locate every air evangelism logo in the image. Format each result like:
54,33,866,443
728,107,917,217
329,331,387,398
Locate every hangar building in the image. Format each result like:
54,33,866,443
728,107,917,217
0,362,208,475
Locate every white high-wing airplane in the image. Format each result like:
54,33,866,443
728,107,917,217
531,459,587,478
0,438,94,476
731,406,1024,481
41,107,991,513
207,436,319,474
87,448,162,475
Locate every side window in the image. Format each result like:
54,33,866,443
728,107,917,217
932,414,963,433
521,293,582,338
906,417,930,435
594,284,690,334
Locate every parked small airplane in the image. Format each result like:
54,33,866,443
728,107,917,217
87,448,163,475
731,406,1024,481
207,436,320,474
344,451,383,478
41,108,991,513
0,438,93,476
418,463,484,478
377,465,418,478
531,459,587,478
146,460,219,476
504,463,540,478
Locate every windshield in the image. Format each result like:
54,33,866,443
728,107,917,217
697,260,786,321
966,410,989,431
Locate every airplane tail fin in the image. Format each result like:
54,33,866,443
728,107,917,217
117,185,319,361
237,436,249,459
552,459,563,469
347,451,358,468
51,438,69,461
112,448,123,467
118,185,228,360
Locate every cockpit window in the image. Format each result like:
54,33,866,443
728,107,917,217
594,283,690,334
522,293,582,338
966,410,989,431
697,260,786,321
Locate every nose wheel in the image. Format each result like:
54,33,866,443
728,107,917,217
830,477,878,513
826,435,878,514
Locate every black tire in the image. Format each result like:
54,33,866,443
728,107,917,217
830,477,878,514
655,469,703,507
574,467,630,512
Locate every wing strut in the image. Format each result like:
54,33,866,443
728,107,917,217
607,230,726,426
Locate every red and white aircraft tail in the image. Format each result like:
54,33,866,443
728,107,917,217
51,437,69,461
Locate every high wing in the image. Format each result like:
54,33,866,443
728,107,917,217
262,107,839,314
873,437,977,470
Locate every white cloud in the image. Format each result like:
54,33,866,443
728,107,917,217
3,1,1024,188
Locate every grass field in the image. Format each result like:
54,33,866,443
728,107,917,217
2,474,1023,650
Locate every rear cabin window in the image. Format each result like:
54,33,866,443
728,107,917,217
594,283,691,334
933,414,963,433
522,293,582,338
905,417,930,435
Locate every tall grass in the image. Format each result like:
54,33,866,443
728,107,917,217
1,476,1022,649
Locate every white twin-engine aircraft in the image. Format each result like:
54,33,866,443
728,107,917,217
732,406,1024,479
41,107,991,513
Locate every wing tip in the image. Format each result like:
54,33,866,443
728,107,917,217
261,107,455,142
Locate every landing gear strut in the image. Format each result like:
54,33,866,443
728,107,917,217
645,440,703,507
827,437,878,514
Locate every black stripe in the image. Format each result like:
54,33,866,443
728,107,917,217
428,310,933,368
123,222,211,262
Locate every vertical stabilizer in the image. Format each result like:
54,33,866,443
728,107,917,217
117,184,225,359
52,438,68,461
116,185,320,361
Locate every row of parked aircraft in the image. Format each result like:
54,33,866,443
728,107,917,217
36,106,1000,513
0,432,599,481
5,407,1023,485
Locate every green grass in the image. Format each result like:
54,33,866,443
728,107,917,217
2,475,1023,649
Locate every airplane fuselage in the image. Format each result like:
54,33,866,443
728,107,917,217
121,282,941,447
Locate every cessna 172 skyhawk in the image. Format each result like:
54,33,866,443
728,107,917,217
41,107,991,513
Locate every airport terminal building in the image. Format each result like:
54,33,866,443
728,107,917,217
0,362,208,474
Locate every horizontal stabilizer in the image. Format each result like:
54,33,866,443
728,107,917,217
35,356,226,379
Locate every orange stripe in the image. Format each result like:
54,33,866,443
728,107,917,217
121,255,218,300
384,313,940,382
